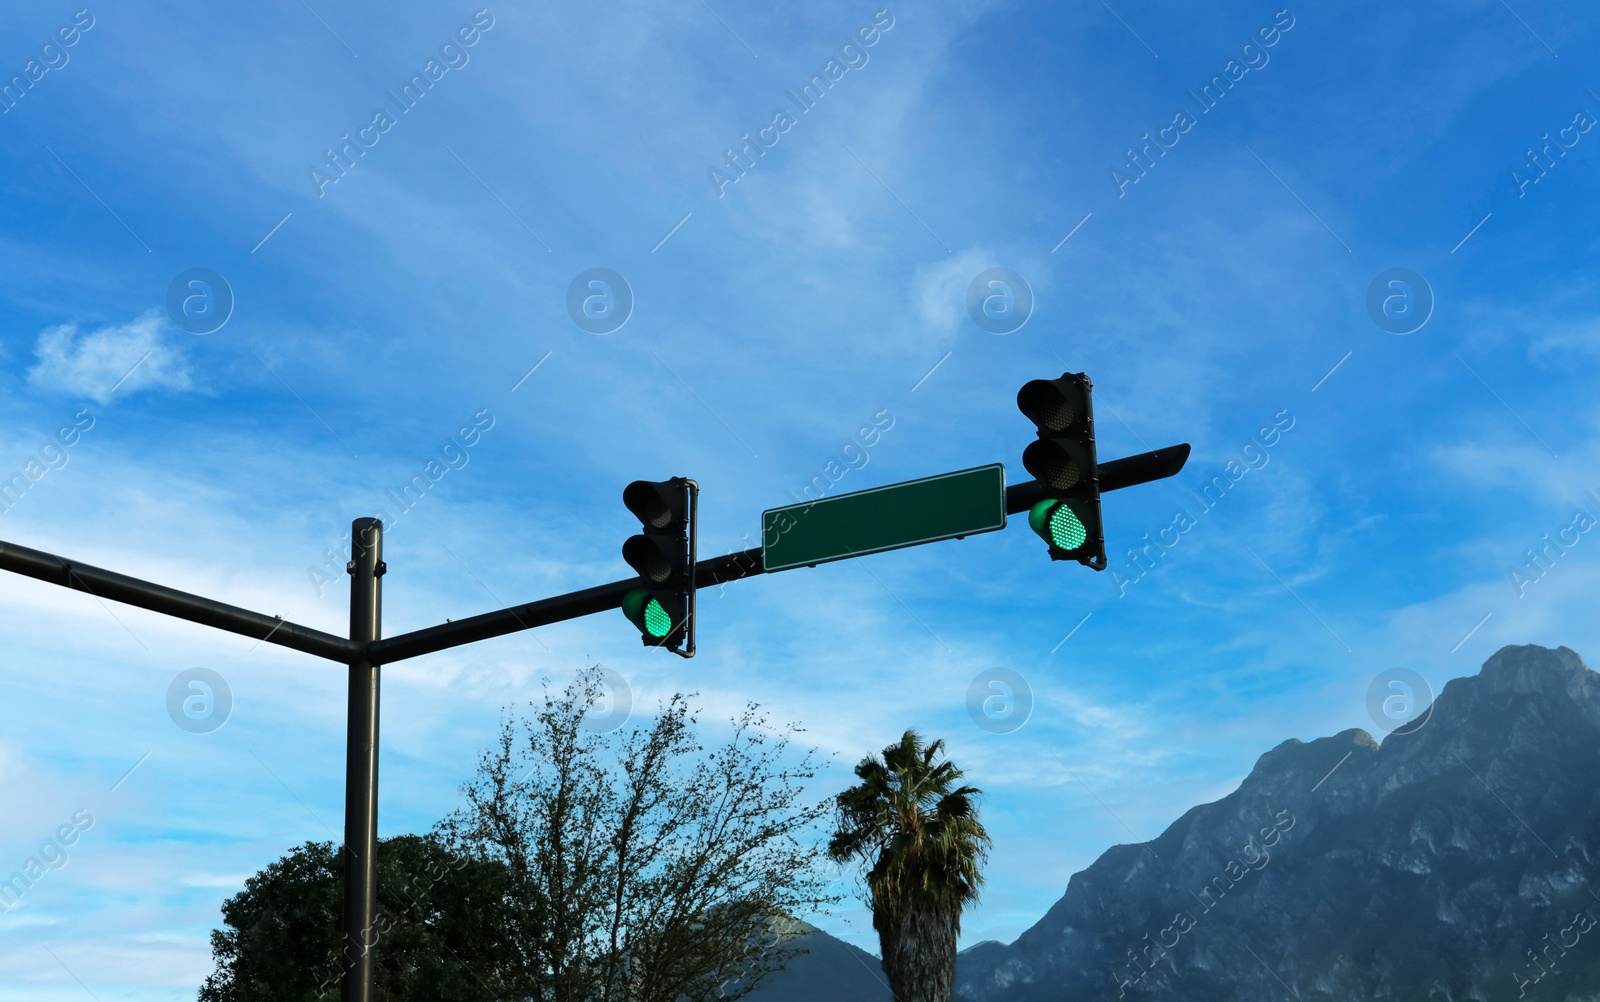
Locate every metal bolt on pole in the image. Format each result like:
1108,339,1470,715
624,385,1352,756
342,518,383,1002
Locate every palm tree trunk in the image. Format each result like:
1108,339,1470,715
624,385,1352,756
878,902,958,1002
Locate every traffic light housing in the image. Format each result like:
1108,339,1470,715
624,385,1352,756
1018,372,1106,569
620,477,697,656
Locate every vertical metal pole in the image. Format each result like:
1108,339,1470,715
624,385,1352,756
342,517,383,1002
680,478,698,659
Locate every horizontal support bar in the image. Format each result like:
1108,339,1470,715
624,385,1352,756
1005,443,1191,514
371,445,1191,664
0,446,1193,668
366,548,766,664
0,538,358,663
1100,442,1192,493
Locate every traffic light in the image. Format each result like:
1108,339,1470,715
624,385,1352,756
620,477,697,656
1017,372,1106,570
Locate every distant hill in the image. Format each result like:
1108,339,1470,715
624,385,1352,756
773,644,1600,1001
750,920,892,1002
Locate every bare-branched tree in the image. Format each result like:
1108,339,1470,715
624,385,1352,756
435,665,840,1002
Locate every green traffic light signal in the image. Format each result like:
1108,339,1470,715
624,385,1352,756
1029,497,1105,565
622,588,676,639
1029,499,1086,551
619,477,698,656
1018,371,1106,570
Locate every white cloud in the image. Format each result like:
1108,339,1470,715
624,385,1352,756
0,738,24,783
1429,407,1600,504
27,311,193,405
1530,316,1600,360
908,248,997,344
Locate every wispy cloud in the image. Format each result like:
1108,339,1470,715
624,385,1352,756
1431,409,1600,502
909,248,995,343
27,311,193,405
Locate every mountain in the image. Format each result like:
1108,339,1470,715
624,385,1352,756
767,645,1600,1000
949,644,1600,1001
750,919,893,1002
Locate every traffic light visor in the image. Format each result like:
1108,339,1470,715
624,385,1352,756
623,480,687,531
623,535,677,584
1023,439,1087,492
1017,378,1087,432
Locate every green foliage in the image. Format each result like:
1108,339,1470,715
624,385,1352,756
197,834,523,1001
436,666,841,1002
829,730,990,1002
199,666,838,1002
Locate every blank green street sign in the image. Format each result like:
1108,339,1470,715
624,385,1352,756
761,464,1007,572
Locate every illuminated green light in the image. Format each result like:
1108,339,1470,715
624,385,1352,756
1049,505,1086,550
643,599,673,637
1029,499,1085,552
622,588,675,638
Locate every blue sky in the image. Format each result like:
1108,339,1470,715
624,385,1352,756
2,0,1599,996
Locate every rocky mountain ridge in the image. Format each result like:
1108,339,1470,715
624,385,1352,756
952,644,1600,1001
766,645,1600,1001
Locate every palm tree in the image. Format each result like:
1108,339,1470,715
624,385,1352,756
828,730,990,1002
